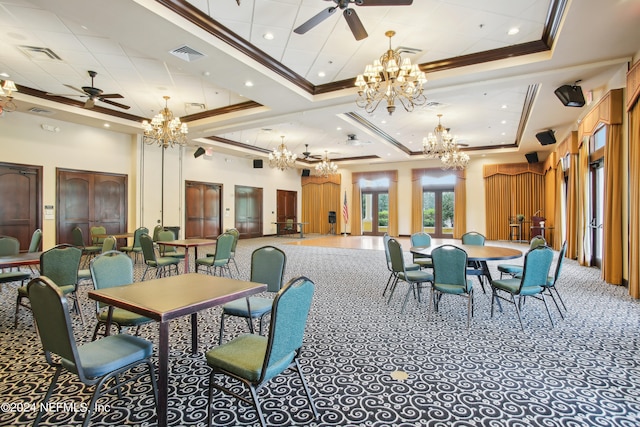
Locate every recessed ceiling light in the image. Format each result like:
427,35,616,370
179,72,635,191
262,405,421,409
317,71,326,77
501,104,507,109
336,127,341,131
0,72,9,78
263,32,274,40
508,27,520,36
501,120,507,124
501,132,506,136
103,123,110,128
381,120,387,124
244,81,253,87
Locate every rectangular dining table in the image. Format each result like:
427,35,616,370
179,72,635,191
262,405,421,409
156,238,216,273
0,251,42,269
88,273,267,427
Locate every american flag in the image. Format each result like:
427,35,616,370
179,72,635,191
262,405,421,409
342,191,349,224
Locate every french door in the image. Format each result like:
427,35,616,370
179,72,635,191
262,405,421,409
589,159,604,268
422,189,454,238
235,185,263,238
361,191,388,236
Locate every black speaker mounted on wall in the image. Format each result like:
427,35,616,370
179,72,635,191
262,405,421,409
253,159,263,168
535,130,556,146
554,84,586,107
301,169,311,177
194,147,206,158
525,152,539,164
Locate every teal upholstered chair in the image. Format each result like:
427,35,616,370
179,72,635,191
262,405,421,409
28,228,42,253
77,236,118,286
410,232,433,269
140,233,179,280
218,246,286,344
497,235,546,278
541,240,568,318
429,245,473,328
386,238,433,313
204,276,318,427
382,233,419,297
152,224,164,242
16,244,85,327
71,226,101,267
157,229,184,259
90,250,153,340
195,233,235,277
1,236,31,287
121,226,148,264
225,227,240,275
461,231,487,292
28,276,157,427
491,245,555,331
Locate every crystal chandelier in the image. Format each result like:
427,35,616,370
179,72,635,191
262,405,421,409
355,30,427,115
268,136,297,171
422,114,469,170
141,96,188,148
0,80,18,112
315,151,338,177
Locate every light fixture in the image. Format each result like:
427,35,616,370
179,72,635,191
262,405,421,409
141,96,188,149
315,151,338,177
1,79,18,112
422,114,469,170
355,30,427,115
268,136,297,171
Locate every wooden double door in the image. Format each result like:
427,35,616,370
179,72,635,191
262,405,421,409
185,181,222,239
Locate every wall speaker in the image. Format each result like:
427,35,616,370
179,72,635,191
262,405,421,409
525,152,539,164
554,84,586,107
535,130,556,146
253,159,263,168
301,169,311,177
194,147,206,158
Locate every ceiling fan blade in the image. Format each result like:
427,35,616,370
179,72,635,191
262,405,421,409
63,84,88,96
294,7,337,34
359,0,413,5
99,98,131,110
344,9,368,41
97,93,124,99
84,98,95,109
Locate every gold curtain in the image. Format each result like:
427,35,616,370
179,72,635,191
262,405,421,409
388,178,398,236
352,170,398,236
566,153,580,259
453,171,466,239
411,176,423,233
602,124,623,284
629,104,640,298
554,161,564,250
577,139,590,266
301,175,341,234
351,181,362,236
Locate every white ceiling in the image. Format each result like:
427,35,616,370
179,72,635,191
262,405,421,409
1,0,639,167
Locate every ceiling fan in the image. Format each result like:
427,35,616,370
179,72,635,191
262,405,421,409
53,70,130,110
294,0,413,41
301,144,322,160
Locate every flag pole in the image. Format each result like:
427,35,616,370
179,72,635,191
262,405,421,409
342,191,348,237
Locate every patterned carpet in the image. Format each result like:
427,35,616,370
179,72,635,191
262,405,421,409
1,236,640,426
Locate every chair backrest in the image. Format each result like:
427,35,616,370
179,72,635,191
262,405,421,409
90,226,107,245
519,246,554,292
261,276,314,383
461,232,486,246
431,245,470,291
102,236,117,252
139,233,156,263
250,246,286,293
132,227,149,249
213,233,234,261
529,235,546,249
226,228,240,253
410,232,431,247
40,244,82,287
152,225,164,242
157,230,176,254
90,251,134,309
550,240,568,285
386,238,407,275
28,277,82,373
382,233,392,268
0,236,20,256
285,218,294,229
71,226,86,248
28,229,42,253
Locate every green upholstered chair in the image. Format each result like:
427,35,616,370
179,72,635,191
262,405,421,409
204,276,318,427
89,225,107,245
27,276,157,427
152,224,164,242
225,227,240,275
410,232,433,269
71,226,101,267
218,246,286,344
386,238,433,313
195,233,235,277
461,231,487,293
491,245,555,331
90,250,153,340
120,226,148,264
16,244,85,327
541,240,568,319
429,245,474,328
283,218,295,235
0,236,31,286
140,233,179,280
497,235,546,278
157,229,184,259
382,233,419,297
28,228,42,253
77,236,118,287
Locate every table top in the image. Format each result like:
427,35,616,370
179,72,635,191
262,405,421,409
411,241,522,261
271,221,308,225
156,238,216,248
93,232,135,239
88,273,265,322
0,252,41,269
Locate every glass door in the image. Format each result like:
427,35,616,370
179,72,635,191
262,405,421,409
422,189,454,238
361,191,388,236
590,160,604,268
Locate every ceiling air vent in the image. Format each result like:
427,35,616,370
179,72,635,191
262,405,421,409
169,45,206,62
28,107,55,115
18,46,62,61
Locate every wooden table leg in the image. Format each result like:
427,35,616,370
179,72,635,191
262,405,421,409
157,321,169,427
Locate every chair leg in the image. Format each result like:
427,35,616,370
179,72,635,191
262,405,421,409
386,276,399,304
400,283,415,314
382,272,394,297
540,293,555,328
513,295,525,331
248,383,267,427
427,287,435,321
35,367,63,426
218,313,226,345
293,358,319,419
545,288,564,319
551,287,567,311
